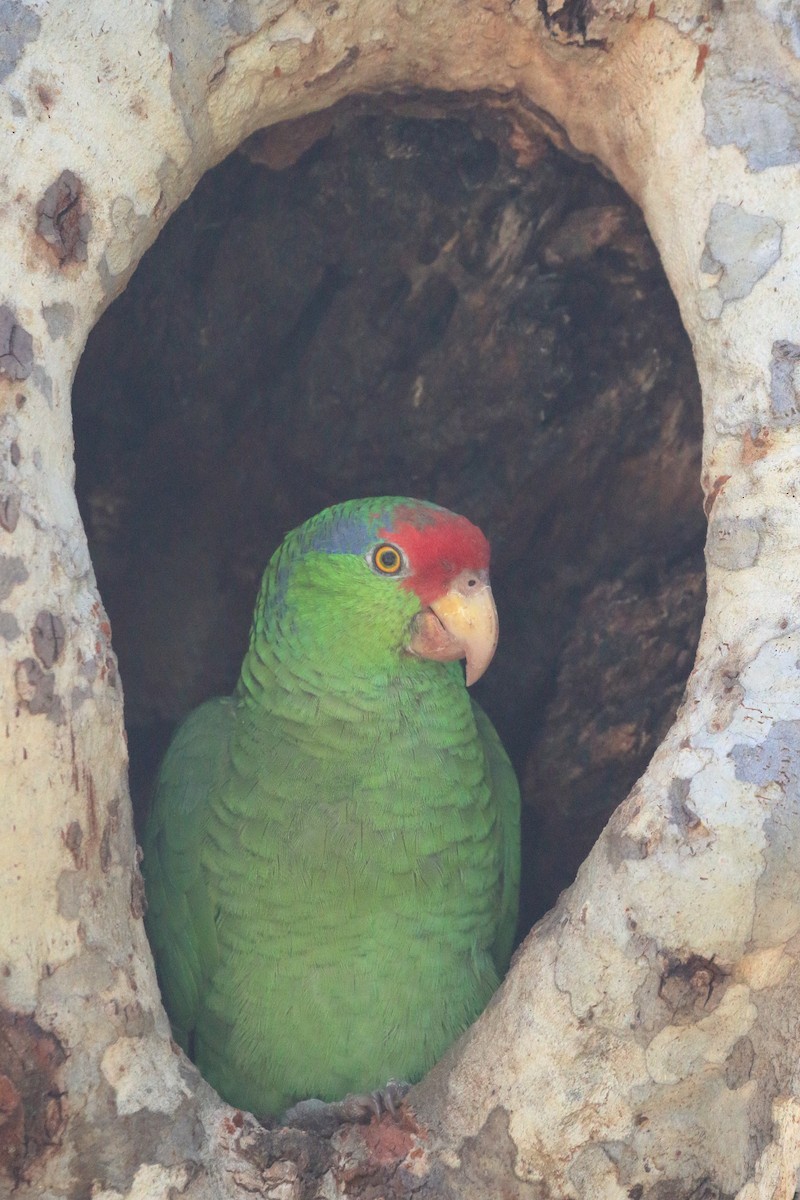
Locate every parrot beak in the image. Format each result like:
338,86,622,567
407,569,499,686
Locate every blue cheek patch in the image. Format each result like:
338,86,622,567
307,509,396,557
310,518,372,557
268,508,391,613
265,497,446,617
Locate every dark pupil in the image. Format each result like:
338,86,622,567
379,548,398,569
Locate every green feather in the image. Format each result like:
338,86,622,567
142,498,520,1115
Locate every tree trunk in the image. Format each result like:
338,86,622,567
2,1,799,1197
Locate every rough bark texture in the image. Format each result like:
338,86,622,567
1,0,800,1198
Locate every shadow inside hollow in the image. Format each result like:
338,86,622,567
73,108,705,935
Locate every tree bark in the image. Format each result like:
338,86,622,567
2,1,799,1197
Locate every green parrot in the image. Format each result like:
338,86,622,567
142,497,520,1117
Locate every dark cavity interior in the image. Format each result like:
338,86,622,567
73,108,705,935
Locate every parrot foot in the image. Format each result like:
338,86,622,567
281,1080,411,1134
369,1078,411,1118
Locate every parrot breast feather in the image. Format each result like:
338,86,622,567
471,699,521,973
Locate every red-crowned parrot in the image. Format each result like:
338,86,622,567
142,497,520,1116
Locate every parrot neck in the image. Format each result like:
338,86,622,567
227,555,489,850
236,613,464,711
233,556,471,752
232,617,480,834
236,547,461,708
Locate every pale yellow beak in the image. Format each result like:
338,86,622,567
406,569,499,686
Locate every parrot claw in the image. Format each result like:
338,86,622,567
370,1079,411,1118
280,1080,411,1133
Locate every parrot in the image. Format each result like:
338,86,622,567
142,497,520,1118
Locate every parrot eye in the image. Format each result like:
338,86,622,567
371,543,404,575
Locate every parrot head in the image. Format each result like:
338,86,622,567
262,498,498,686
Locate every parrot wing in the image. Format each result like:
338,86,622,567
472,699,521,973
142,697,234,1052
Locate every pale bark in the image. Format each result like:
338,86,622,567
1,0,799,1197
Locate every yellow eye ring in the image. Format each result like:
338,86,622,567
372,543,403,575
